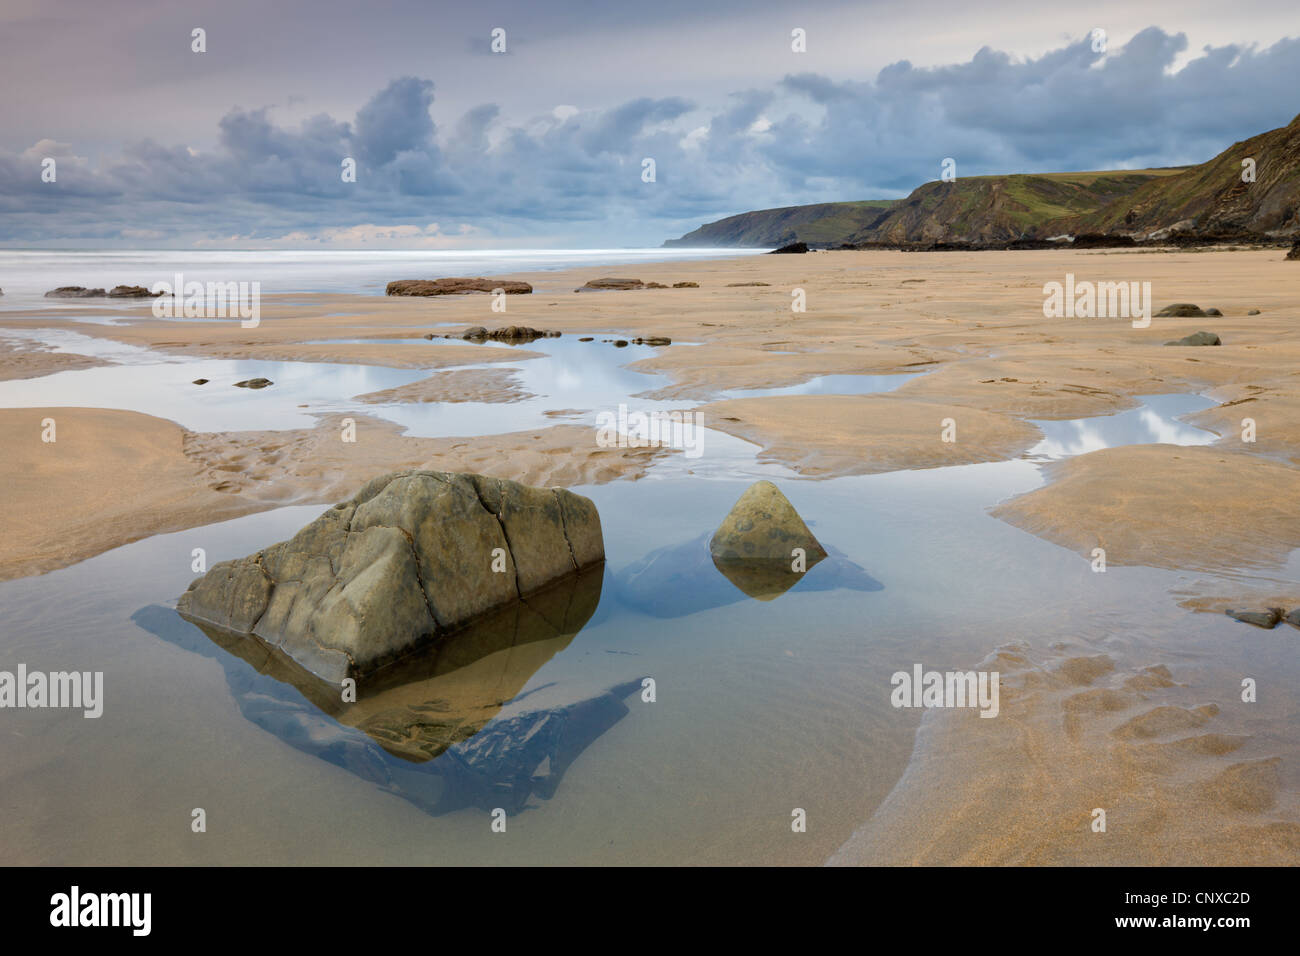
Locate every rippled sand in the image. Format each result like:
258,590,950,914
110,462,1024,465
2,247,1299,865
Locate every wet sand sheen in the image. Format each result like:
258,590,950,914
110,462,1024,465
0,248,1298,865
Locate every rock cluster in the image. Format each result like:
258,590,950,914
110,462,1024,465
43,285,162,298
45,286,106,298
574,277,702,291
456,326,560,343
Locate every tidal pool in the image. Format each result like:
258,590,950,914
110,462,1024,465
0,331,919,437
0,454,1292,865
1028,393,1219,459
0,325,1294,865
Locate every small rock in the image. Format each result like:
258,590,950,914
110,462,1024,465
727,282,771,287
462,326,489,339
645,281,668,289
632,336,671,346
769,241,809,254
1248,309,1261,315
192,378,209,385
1286,239,1300,261
1225,607,1284,629
579,336,594,342
1155,303,1209,318
613,340,629,348
233,377,273,389
1285,609,1300,630
710,480,828,565
1164,331,1221,346
672,281,699,288
423,333,435,339
1204,307,1223,316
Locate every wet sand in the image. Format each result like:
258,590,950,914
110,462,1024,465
0,344,110,380
3,247,1299,866
355,367,531,405
4,247,1299,592
696,393,1042,476
991,444,1300,573
0,407,662,581
829,639,1300,866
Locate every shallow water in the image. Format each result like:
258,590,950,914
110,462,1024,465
1,452,1291,865
1028,393,1218,459
0,331,917,437
1,307,1296,865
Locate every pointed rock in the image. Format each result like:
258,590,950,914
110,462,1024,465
709,480,828,568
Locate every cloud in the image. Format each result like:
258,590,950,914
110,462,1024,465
0,28,1297,246
353,76,436,167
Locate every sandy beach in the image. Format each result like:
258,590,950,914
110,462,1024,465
4,247,1298,597
3,246,1299,867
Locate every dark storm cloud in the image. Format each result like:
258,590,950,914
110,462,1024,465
0,26,1297,245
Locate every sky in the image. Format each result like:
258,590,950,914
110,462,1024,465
1,0,1297,248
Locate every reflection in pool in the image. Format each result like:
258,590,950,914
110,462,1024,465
614,531,883,616
0,330,925,437
0,317,1291,864
133,567,647,816
0,459,1293,865
1027,394,1218,459
718,373,921,399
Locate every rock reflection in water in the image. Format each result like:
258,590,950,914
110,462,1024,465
133,569,643,814
614,532,882,617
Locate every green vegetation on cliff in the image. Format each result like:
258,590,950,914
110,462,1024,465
665,113,1300,247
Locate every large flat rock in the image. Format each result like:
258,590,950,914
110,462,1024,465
385,278,532,296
